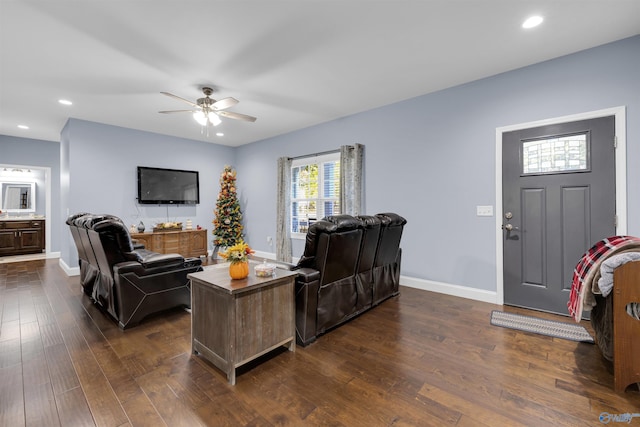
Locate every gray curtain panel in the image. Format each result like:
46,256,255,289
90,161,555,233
340,144,364,216
276,145,363,262
276,157,292,262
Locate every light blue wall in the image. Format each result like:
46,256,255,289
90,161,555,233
237,35,640,293
59,119,235,268
2,36,638,295
0,135,61,252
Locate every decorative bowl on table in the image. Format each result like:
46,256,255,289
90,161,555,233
254,261,276,278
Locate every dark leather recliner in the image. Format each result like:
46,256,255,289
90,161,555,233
354,215,382,312
372,213,407,305
67,213,202,329
66,213,127,297
293,213,406,346
65,212,95,292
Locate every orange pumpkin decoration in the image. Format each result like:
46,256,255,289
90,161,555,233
229,261,249,280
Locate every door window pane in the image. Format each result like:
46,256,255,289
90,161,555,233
522,134,588,175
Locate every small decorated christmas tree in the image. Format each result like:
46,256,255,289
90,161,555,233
212,165,244,248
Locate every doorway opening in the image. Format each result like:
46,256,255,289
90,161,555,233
0,163,52,263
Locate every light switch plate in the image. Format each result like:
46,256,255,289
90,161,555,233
476,205,494,217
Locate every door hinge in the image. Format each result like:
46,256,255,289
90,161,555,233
614,215,618,228
614,136,618,149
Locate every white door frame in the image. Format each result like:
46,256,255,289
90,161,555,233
495,106,627,305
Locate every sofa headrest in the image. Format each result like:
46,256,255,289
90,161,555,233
92,219,135,252
356,215,382,229
297,217,360,269
101,214,124,224
375,213,407,227
79,215,105,228
66,212,91,225
323,215,363,231
308,220,337,235
79,214,124,228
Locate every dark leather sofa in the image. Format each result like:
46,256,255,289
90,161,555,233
66,213,202,329
292,212,406,346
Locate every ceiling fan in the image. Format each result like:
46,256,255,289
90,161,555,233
159,87,257,127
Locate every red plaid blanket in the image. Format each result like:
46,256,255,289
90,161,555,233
568,235,640,321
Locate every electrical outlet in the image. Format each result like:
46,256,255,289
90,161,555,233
476,205,494,217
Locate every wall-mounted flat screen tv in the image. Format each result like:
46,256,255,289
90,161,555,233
137,166,200,204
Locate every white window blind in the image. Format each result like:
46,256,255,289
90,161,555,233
291,152,340,235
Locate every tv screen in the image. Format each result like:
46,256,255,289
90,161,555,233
137,166,200,204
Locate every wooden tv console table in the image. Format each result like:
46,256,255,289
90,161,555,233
130,228,207,258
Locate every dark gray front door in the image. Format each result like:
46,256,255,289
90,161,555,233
502,116,616,315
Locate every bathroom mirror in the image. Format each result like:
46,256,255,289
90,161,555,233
1,181,36,213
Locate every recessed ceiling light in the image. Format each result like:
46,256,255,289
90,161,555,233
58,99,73,105
216,132,224,137
522,15,543,29
17,124,29,130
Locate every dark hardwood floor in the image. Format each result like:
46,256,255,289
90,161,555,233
1,259,638,426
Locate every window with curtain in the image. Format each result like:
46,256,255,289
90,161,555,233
291,152,340,236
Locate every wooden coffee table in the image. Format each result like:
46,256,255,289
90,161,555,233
188,264,298,385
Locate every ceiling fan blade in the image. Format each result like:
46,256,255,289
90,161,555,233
212,97,239,111
158,109,198,114
160,92,199,107
217,110,257,122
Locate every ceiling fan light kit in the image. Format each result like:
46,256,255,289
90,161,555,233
193,110,221,126
159,86,256,134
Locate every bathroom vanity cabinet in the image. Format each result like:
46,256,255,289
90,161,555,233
0,219,45,256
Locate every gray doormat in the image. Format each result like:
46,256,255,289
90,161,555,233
490,310,594,343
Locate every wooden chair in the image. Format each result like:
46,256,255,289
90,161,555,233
612,261,640,392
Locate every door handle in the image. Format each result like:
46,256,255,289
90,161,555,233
502,224,519,231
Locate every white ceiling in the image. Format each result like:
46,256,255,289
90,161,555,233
1,1,639,147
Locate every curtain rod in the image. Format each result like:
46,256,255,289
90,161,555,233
290,148,340,161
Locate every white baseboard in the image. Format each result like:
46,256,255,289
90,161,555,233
0,252,55,264
252,250,300,264
400,275,499,305
59,258,80,277
252,250,275,260
209,249,498,305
